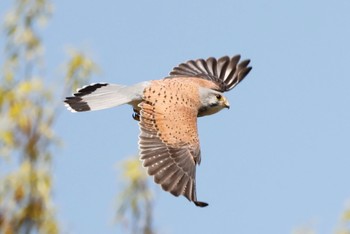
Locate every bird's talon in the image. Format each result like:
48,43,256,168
132,110,140,121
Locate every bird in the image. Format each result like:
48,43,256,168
64,55,252,207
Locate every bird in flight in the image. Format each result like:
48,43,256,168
64,55,252,207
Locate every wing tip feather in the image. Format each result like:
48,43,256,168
168,54,252,92
194,201,209,207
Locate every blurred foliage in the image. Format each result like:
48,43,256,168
0,0,58,233
292,201,350,234
292,224,317,234
2,0,53,84
64,48,99,92
0,0,95,233
335,201,350,234
116,157,155,234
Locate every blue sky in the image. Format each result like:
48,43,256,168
3,0,350,233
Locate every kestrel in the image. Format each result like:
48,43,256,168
64,55,252,207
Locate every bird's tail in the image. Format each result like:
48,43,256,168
64,82,148,112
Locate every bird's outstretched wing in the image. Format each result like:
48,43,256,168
169,55,252,92
139,79,208,207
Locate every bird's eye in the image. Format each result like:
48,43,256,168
215,94,222,100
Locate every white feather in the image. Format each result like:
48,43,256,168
65,81,150,112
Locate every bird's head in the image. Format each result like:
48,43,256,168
198,88,230,117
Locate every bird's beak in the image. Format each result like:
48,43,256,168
223,98,230,109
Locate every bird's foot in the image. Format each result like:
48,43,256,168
132,109,140,121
